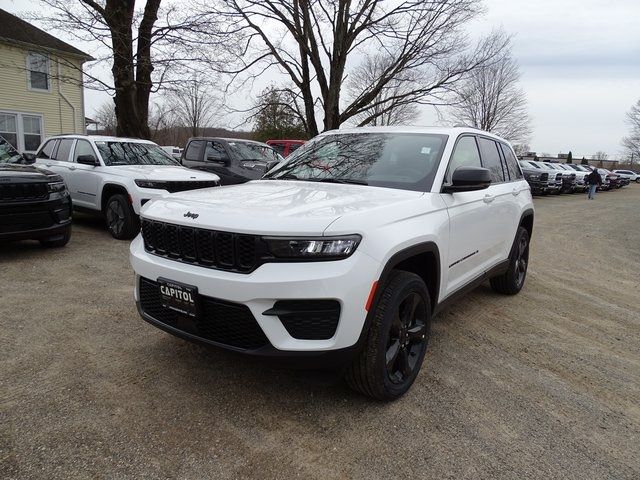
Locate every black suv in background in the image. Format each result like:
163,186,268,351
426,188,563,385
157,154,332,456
181,137,282,185
0,136,72,247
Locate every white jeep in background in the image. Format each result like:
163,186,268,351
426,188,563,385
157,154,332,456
35,135,220,239
130,126,534,400
613,169,640,183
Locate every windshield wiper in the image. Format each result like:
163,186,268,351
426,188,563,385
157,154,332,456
313,177,368,185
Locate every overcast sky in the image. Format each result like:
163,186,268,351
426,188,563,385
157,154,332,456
1,0,638,157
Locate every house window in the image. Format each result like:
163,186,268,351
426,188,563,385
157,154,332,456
22,115,43,151
0,111,44,152
0,113,18,148
27,52,50,91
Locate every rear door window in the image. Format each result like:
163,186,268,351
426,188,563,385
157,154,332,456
54,139,74,162
478,137,505,183
37,139,58,159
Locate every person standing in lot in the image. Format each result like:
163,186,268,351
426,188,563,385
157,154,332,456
587,168,602,199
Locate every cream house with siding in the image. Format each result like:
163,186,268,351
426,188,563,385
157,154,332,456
0,8,93,152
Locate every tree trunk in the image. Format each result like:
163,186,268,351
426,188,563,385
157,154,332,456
103,0,155,139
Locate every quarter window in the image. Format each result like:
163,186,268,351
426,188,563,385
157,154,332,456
446,136,481,182
0,113,18,148
27,52,50,91
184,141,203,161
500,143,523,180
478,137,505,183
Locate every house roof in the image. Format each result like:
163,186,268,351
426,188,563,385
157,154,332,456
0,8,93,60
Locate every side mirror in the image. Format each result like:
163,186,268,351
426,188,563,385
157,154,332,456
76,154,99,166
442,166,492,193
265,160,280,173
22,153,36,164
206,155,230,166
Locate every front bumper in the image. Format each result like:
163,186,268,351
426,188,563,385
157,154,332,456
0,194,72,241
130,235,381,357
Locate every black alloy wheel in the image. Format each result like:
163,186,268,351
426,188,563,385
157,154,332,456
514,233,529,290
104,194,139,240
106,198,126,237
345,270,431,401
490,226,530,295
386,292,428,385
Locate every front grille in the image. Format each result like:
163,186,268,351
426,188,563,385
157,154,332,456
0,211,54,233
164,181,219,193
141,219,266,273
0,183,48,202
264,300,341,340
138,277,269,350
539,172,549,181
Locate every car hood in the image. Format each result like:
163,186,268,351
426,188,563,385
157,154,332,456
140,179,424,235
108,165,219,182
0,163,58,182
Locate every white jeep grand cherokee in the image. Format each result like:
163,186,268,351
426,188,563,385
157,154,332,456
130,126,534,400
35,135,220,239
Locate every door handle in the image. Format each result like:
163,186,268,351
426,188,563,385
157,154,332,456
68,166,76,171
512,188,520,196
45,164,52,167
483,194,495,203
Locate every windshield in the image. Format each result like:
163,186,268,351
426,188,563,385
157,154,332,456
264,132,448,192
227,141,281,163
95,141,179,166
0,137,23,163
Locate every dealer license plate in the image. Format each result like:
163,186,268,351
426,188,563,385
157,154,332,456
158,278,199,317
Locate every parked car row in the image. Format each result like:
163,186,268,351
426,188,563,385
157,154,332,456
519,160,634,195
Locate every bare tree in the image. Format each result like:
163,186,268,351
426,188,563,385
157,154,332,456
208,0,507,136
166,75,220,137
447,35,531,143
33,0,225,138
346,54,419,126
592,151,609,162
622,99,640,162
93,100,117,134
512,143,530,157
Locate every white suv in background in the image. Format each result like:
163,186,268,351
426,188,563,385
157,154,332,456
613,170,640,183
130,126,534,400
35,135,220,239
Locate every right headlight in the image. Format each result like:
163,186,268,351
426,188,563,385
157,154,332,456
264,235,361,260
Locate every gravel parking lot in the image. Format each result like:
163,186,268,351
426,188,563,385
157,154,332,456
1,186,639,479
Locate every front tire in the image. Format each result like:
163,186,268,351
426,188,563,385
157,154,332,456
104,194,139,240
345,271,431,401
490,226,530,295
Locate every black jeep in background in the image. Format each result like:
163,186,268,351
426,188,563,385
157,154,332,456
0,136,72,247
180,137,282,185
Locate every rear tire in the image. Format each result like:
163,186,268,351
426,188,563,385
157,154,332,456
39,225,71,248
490,226,530,295
345,271,431,401
104,194,139,240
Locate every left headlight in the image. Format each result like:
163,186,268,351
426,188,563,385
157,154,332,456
47,181,67,193
135,179,168,189
264,235,361,260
